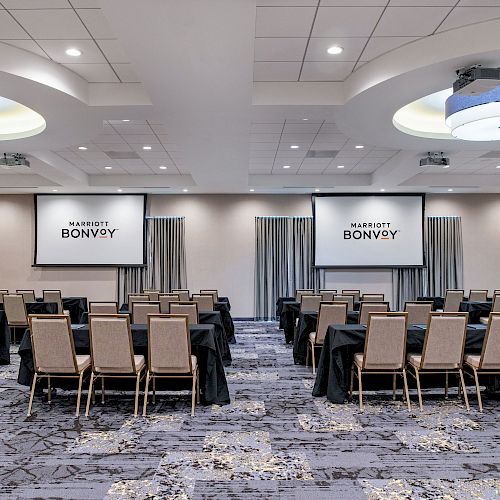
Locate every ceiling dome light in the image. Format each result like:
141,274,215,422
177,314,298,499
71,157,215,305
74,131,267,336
159,165,167,170
142,145,152,150
65,48,82,57
0,96,46,141
282,165,291,169
117,188,123,192
78,146,87,150
315,188,320,192
380,188,385,192
337,165,345,169
182,188,188,192
290,145,299,149
104,166,112,170
448,188,453,192
355,145,364,149
249,189,255,192
327,45,343,55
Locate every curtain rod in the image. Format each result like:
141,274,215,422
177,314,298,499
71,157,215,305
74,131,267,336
145,216,185,219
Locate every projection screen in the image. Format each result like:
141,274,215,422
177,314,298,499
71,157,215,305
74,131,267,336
35,194,146,266
313,194,424,267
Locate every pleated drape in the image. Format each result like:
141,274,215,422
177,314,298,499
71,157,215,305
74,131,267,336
117,217,187,304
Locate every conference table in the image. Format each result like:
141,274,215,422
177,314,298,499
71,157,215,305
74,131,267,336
214,298,235,344
417,296,492,324
17,322,231,406
312,323,488,404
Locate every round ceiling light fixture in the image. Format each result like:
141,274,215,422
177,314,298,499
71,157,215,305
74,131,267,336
0,96,46,141
327,45,343,55
65,48,82,57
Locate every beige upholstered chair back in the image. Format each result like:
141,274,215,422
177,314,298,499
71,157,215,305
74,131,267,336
492,294,500,313
315,302,347,345
342,289,360,302
404,301,433,324
128,294,149,310
200,289,218,302
132,302,161,324
192,294,214,312
295,289,314,302
480,313,500,369
469,290,488,302
17,289,36,302
172,289,190,301
144,290,160,301
29,315,77,373
334,294,354,311
89,315,136,373
4,294,28,326
359,302,390,324
420,313,468,369
443,290,464,312
148,315,193,374
89,302,118,314
361,293,384,302
169,302,199,325
363,313,408,370
300,294,322,312
0,290,9,304
493,289,500,298
43,290,64,314
159,294,181,313
319,290,337,301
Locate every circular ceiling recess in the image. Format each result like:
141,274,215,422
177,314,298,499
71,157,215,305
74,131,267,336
0,95,46,141
392,88,454,140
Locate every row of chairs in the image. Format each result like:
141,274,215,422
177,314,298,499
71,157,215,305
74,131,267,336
439,289,500,312
128,293,216,314
0,289,66,310
28,314,199,418
296,289,382,303
298,294,384,313
131,289,219,304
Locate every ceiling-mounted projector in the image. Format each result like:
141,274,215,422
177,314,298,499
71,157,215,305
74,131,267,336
453,66,500,95
0,153,30,169
419,152,450,168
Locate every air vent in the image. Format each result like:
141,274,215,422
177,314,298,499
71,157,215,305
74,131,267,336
479,151,500,158
104,151,141,160
305,150,339,158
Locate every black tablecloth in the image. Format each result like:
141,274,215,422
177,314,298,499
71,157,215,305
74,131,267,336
0,301,58,315
0,311,10,365
276,297,296,320
293,310,359,365
17,323,230,406
214,302,235,344
218,296,231,311
312,323,487,403
417,296,445,310
35,296,87,324
459,301,492,324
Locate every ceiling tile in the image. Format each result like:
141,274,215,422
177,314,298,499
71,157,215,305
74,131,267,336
112,123,152,134
95,39,129,63
254,62,301,81
300,61,355,81
437,7,500,32
1,0,70,7
373,7,453,36
63,62,118,82
313,7,385,37
0,11,30,39
458,0,500,4
76,8,115,39
322,0,386,4
122,134,160,144
251,133,283,142
255,7,316,37
281,133,317,142
360,36,419,61
251,123,284,133
0,40,48,58
10,9,89,39
92,133,124,144
112,63,140,82
70,0,101,6
283,123,321,133
36,39,106,63
305,37,368,62
257,0,318,5
254,38,307,62
390,0,456,5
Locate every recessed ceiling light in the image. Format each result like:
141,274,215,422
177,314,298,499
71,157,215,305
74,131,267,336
496,165,500,169
355,145,364,149
182,188,188,192
52,189,58,192
159,165,167,170
142,145,152,150
290,145,299,149
380,188,385,192
122,119,130,122
448,188,453,192
117,189,123,192
283,165,291,169
315,188,320,192
78,146,87,150
249,189,255,192
337,165,345,169
104,166,112,170
327,45,344,55
65,48,82,57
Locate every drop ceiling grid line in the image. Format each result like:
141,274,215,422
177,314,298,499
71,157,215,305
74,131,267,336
146,120,181,174
431,0,460,35
297,0,321,82
297,119,326,174
270,121,287,174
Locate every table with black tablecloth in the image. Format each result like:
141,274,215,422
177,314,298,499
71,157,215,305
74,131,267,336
293,310,360,365
17,323,230,406
312,323,487,403
214,301,235,344
218,296,231,310
35,296,88,324
276,297,296,322
459,301,492,324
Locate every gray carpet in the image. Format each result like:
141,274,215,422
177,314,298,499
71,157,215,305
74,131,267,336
0,321,499,499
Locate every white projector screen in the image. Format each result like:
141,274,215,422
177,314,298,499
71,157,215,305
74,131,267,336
314,195,424,267
35,194,146,266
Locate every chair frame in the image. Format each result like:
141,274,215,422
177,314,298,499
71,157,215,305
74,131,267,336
406,312,470,411
85,314,146,417
200,289,218,302
42,289,64,314
468,289,488,302
342,289,361,302
4,293,28,344
349,312,410,412
171,289,191,300
168,301,199,324
191,293,215,311
295,289,314,302
404,301,433,324
89,301,119,314
358,301,390,324
299,294,323,312
441,289,465,312
143,314,200,417
131,301,161,324
16,289,36,302
361,293,385,302
27,314,90,417
0,289,9,304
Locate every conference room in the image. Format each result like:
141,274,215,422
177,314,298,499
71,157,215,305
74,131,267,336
0,1,499,499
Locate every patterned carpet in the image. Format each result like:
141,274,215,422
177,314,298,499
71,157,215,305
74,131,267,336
0,321,499,499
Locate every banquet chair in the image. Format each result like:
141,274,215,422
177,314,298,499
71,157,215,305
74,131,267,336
172,289,190,301
0,290,9,304
480,295,500,324
350,313,410,412
307,301,348,375
27,315,90,417
132,301,161,324
159,293,181,313
143,314,199,416
464,313,500,412
334,294,354,311
300,294,322,313
295,289,314,302
169,302,199,325
143,289,160,301
469,289,488,302
493,289,500,297
16,289,36,303
319,290,337,301
4,293,28,344
42,290,68,315
406,312,469,411
128,294,150,311
192,293,214,312
89,302,119,314
342,289,361,302
359,302,390,324
86,314,146,417
404,301,433,325
437,289,464,312
200,289,218,302
361,293,384,302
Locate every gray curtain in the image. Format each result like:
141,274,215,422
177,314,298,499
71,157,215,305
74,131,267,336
255,216,315,320
117,217,187,305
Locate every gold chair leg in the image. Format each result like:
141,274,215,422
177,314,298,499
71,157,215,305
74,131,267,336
445,371,448,399
357,366,363,412
142,371,150,417
472,368,483,412
191,372,196,417
392,373,396,401
349,366,354,398
414,367,423,411
27,373,37,416
402,369,411,412
134,372,141,417
152,376,156,404
311,345,316,375
75,371,84,418
101,377,105,404
196,369,200,404
458,369,470,411
85,372,95,417
47,375,51,404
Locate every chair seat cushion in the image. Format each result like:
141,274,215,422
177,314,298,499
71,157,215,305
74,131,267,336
191,355,197,371
479,317,488,325
407,353,459,370
76,355,91,371
407,354,421,368
134,355,145,372
464,354,481,368
354,353,364,368
308,331,316,342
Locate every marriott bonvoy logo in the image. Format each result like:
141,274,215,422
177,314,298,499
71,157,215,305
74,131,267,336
61,220,119,239
344,222,400,240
